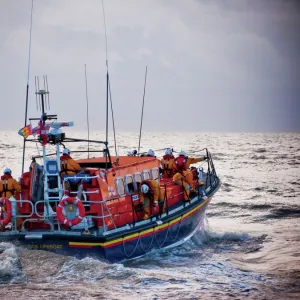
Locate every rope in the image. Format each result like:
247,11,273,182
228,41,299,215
154,222,170,249
168,216,183,242
139,226,155,253
122,232,141,258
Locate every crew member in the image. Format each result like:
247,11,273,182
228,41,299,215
160,148,175,178
172,172,191,201
127,150,137,156
174,151,207,191
0,168,21,199
139,180,161,219
60,148,81,177
0,168,21,229
146,149,155,157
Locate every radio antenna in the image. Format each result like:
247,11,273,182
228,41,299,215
138,66,148,154
101,0,118,163
84,64,90,158
21,0,34,173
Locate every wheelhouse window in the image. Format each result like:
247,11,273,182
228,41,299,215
115,177,125,197
133,172,142,191
150,168,159,181
142,170,150,181
124,175,134,194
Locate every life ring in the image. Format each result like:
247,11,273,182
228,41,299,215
56,197,85,227
0,197,12,226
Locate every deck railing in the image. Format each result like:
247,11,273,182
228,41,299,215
3,149,219,234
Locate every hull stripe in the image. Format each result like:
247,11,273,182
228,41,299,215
69,195,211,249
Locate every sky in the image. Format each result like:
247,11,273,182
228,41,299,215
0,0,299,133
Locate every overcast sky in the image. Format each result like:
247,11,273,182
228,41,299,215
1,0,299,133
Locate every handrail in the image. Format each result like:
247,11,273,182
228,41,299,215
12,148,219,233
14,200,35,218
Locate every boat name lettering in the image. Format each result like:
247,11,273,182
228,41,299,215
23,244,63,250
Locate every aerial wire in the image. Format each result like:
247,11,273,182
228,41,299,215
138,66,148,154
22,0,34,173
101,0,118,161
84,64,90,158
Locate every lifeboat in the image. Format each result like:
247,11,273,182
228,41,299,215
0,104,220,262
0,2,222,262
0,76,220,263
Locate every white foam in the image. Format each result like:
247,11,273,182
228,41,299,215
0,242,24,282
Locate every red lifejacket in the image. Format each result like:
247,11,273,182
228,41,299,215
1,174,12,181
60,154,71,161
162,154,174,169
175,155,187,172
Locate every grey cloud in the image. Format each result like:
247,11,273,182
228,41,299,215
0,0,299,133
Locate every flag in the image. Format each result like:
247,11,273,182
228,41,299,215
31,125,40,135
18,124,32,138
38,119,50,146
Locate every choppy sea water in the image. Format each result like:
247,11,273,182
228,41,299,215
0,131,299,300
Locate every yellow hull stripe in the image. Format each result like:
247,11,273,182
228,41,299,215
69,196,211,248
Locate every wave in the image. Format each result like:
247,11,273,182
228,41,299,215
266,206,300,219
254,187,264,191
201,231,251,244
191,230,269,256
253,148,267,153
244,204,274,210
212,202,240,208
251,155,267,160
0,243,26,284
249,194,262,200
290,181,300,186
288,160,300,165
52,257,136,283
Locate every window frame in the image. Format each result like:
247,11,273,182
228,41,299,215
124,174,134,194
115,176,126,197
150,167,159,181
141,170,150,181
133,172,142,191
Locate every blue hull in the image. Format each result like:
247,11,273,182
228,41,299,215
4,179,220,263
18,196,214,262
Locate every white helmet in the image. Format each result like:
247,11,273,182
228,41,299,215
141,184,149,194
63,148,70,155
3,168,11,175
179,151,186,157
147,149,155,157
165,148,173,155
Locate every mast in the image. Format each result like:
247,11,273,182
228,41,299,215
21,0,34,173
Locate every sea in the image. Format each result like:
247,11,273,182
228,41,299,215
0,131,299,300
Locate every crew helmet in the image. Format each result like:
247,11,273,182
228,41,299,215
141,184,149,194
3,168,12,175
165,148,173,155
179,151,187,157
63,148,70,155
147,149,155,157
